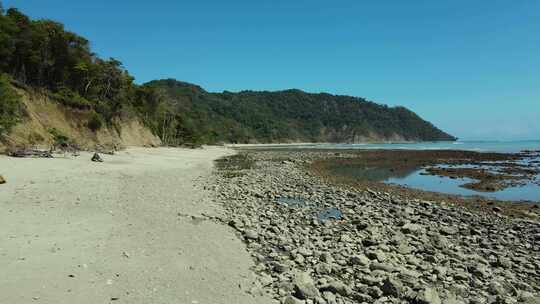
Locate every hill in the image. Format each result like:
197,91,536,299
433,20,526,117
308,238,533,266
144,79,456,144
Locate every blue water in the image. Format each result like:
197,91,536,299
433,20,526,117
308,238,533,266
265,140,540,153
387,169,540,202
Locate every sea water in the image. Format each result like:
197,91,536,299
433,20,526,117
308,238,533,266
264,140,540,153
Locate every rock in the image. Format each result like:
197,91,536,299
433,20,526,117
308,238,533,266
401,223,423,234
91,153,103,162
488,281,506,296
228,219,244,230
369,262,396,273
439,226,458,235
339,234,353,242
320,252,334,263
293,272,320,300
495,256,512,269
416,287,441,304
320,280,351,297
0,175,5,184
322,291,337,304
381,277,403,297
282,295,305,304
350,254,370,266
243,229,259,240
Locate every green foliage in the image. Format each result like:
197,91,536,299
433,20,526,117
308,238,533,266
87,111,104,131
145,79,456,144
48,128,69,147
0,74,22,137
52,88,92,109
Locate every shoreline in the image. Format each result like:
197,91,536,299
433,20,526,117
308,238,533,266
214,149,540,303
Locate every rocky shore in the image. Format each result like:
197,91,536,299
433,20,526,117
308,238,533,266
213,151,540,304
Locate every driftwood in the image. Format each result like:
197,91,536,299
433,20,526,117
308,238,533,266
9,149,53,158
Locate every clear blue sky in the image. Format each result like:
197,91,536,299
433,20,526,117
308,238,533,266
4,0,540,140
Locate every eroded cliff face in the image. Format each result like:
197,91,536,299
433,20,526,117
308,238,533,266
0,88,161,153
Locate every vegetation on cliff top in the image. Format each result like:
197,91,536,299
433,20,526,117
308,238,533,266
0,3,455,146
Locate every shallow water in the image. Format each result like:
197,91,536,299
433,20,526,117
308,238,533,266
386,169,540,202
305,140,540,203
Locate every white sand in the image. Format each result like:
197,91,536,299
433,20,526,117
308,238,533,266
0,147,274,304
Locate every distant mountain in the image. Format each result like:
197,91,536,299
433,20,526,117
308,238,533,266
144,79,456,144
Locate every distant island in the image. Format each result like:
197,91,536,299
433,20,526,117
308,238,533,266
0,5,455,151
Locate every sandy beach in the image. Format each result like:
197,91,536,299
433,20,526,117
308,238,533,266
0,147,274,304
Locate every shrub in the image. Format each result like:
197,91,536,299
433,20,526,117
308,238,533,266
0,74,22,138
52,88,92,110
88,112,104,131
48,128,69,147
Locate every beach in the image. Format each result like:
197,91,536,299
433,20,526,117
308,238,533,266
0,147,274,304
1,146,539,304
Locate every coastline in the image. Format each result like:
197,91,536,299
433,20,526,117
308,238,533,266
0,147,275,304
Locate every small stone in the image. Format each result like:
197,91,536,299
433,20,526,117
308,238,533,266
0,175,6,184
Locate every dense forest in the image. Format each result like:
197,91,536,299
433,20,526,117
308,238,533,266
145,79,456,144
0,3,455,146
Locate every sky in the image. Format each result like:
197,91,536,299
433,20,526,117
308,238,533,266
4,0,540,140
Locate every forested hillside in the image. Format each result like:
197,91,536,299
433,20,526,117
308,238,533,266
0,3,455,148
145,79,456,144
